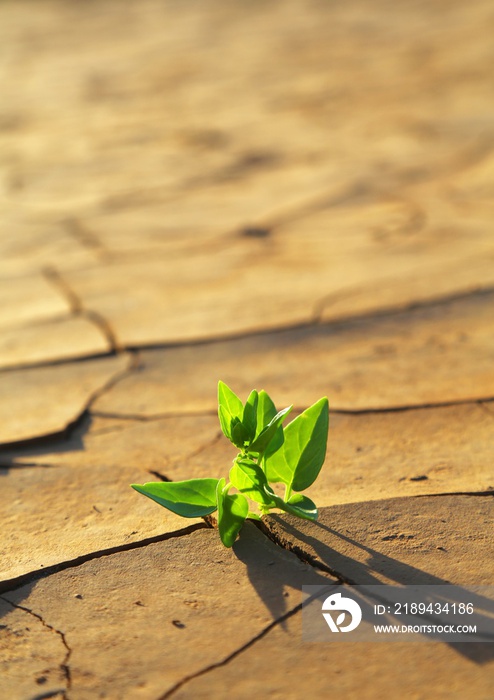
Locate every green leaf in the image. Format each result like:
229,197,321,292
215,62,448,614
250,405,292,455
254,390,287,461
247,512,262,521
230,417,249,449
229,457,276,506
218,405,233,440
216,478,249,547
290,398,329,491
264,443,291,485
256,390,277,432
242,390,259,441
264,397,329,491
284,493,318,520
265,489,318,521
218,381,244,441
131,479,219,518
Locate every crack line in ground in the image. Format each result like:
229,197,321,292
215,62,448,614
0,410,218,469
160,487,494,697
48,283,491,360
117,282,494,353
0,595,72,698
0,523,207,596
2,282,493,376
86,350,140,408
91,396,494,422
0,461,57,470
312,285,494,328
62,216,109,257
122,318,317,352
83,309,119,353
90,409,218,422
253,519,354,584
43,266,118,352
159,519,338,699
0,352,139,451
0,408,111,452
0,351,115,374
0,409,95,452
158,601,305,699
25,278,493,367
253,489,494,588
43,266,82,314
478,401,494,418
329,396,494,415
414,490,494,498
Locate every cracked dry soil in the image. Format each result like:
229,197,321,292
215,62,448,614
1,0,494,697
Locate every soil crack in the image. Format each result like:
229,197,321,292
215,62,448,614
92,396,494,421
43,266,118,352
91,409,217,421
0,523,208,596
313,285,494,328
158,603,304,699
478,401,494,418
62,217,108,256
253,519,355,585
0,353,138,451
0,595,72,698
43,267,82,315
329,396,494,415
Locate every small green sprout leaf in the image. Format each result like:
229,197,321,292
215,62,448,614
256,390,277,430
263,488,318,521
216,478,249,547
131,479,219,518
218,381,244,441
284,493,318,520
230,416,250,449
230,457,276,506
242,389,259,441
255,390,288,459
250,405,292,455
264,397,329,491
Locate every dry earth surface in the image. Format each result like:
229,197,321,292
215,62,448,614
1,0,493,698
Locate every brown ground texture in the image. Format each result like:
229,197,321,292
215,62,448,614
1,0,493,698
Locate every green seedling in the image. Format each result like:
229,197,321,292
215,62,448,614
132,381,329,547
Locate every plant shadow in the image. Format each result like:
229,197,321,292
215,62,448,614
235,515,494,664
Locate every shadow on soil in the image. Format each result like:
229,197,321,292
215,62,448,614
255,516,494,665
231,522,335,630
0,413,93,471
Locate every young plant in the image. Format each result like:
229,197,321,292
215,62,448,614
131,381,329,548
